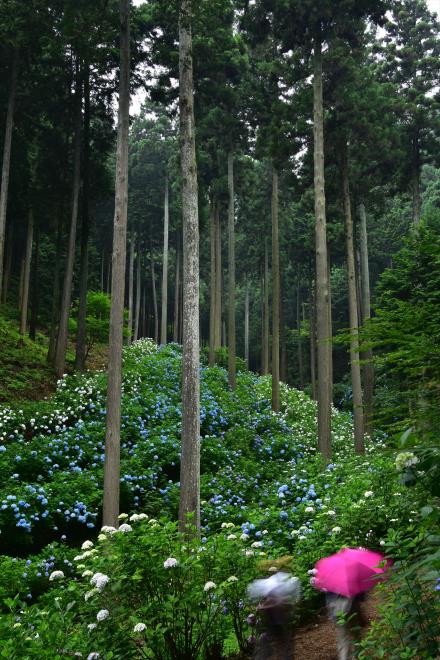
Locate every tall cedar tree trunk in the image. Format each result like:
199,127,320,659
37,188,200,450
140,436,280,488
75,63,91,371
48,216,63,364
102,0,130,527
227,151,236,389
0,48,18,299
134,249,141,341
127,235,135,344
310,291,317,400
260,269,264,374
106,256,111,293
209,199,216,365
54,63,82,378
29,226,40,340
341,143,364,453
151,257,158,343
412,135,421,227
244,284,249,369
263,240,270,374
173,239,180,342
178,0,201,534
358,202,374,437
271,167,280,411
2,228,12,303
161,174,169,344
297,285,304,389
19,209,34,336
313,31,331,458
100,252,105,291
215,206,222,350
327,252,333,404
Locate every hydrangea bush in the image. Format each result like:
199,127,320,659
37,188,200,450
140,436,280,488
0,339,434,657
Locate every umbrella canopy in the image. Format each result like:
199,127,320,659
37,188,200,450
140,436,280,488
313,548,391,598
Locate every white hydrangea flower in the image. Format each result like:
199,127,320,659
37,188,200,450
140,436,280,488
133,622,147,633
364,491,374,498
240,533,249,541
117,523,132,533
332,526,342,533
87,654,100,660
305,506,315,513
245,549,254,556
82,570,93,578
97,534,107,542
118,513,128,520
96,609,109,622
204,581,216,592
226,534,237,540
49,571,64,581
395,452,419,471
227,576,238,582
101,525,117,534
251,541,263,548
87,623,97,631
129,513,148,522
81,540,94,550
163,557,178,569
85,589,98,601
90,573,110,592
326,510,336,516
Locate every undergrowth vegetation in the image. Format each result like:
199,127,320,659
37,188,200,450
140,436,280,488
0,339,437,657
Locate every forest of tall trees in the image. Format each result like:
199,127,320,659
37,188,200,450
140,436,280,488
1,0,440,657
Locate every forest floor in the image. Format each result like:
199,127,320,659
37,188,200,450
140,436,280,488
294,593,378,659
0,310,107,402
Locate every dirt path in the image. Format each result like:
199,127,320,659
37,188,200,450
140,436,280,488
293,593,378,659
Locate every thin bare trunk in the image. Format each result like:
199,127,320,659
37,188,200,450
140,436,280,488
100,253,105,292
54,62,82,378
263,239,270,375
215,206,222,350
102,0,130,528
0,48,18,299
29,226,40,341
48,216,63,364
313,32,331,458
327,252,333,405
310,292,317,401
19,209,34,336
75,63,91,372
173,240,180,342
358,202,374,437
127,235,135,344
106,256,111,293
280,298,287,383
341,142,364,453
271,167,280,411
209,199,216,365
297,285,304,389
161,174,169,344
134,250,141,341
151,257,158,343
2,228,12,304
227,150,236,389
18,256,25,312
244,284,249,369
178,0,200,534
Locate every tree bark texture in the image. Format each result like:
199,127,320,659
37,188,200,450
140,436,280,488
297,285,304,389
54,63,82,378
244,284,249,369
75,62,91,372
178,0,201,535
209,199,216,365
173,240,180,343
127,235,135,344
310,292,317,401
271,167,280,412
341,143,364,453
0,48,18,299
358,202,374,437
134,249,141,341
263,240,270,375
160,174,169,344
2,228,12,304
102,0,130,528
151,257,158,343
215,205,222,350
48,216,63,364
313,33,331,459
19,209,34,336
29,226,40,341
227,150,236,390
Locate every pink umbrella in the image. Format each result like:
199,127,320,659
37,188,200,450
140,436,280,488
313,548,391,598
